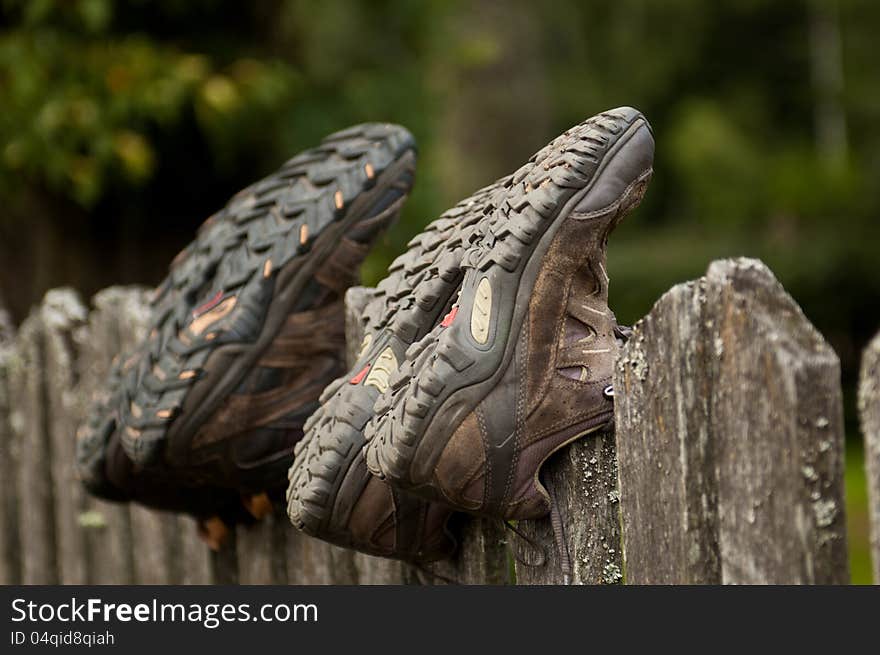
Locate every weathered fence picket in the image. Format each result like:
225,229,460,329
0,306,20,585
858,331,880,582
615,258,849,584
43,291,90,584
13,301,61,583
0,257,869,584
178,515,212,585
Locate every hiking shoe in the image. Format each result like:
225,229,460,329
286,179,507,561
364,108,654,520
76,123,416,527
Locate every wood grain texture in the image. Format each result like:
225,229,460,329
515,430,622,584
615,258,848,584
858,330,880,583
128,506,179,584
428,517,510,585
236,510,288,584
211,532,239,584
178,516,213,584
351,553,412,585
0,304,21,584
10,298,60,583
285,527,359,584
41,289,90,583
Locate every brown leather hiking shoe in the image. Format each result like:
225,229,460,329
76,124,416,532
364,108,654,520
286,179,507,562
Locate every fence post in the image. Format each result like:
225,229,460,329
614,258,849,584
177,515,214,585
41,290,91,584
10,296,63,583
0,304,20,584
236,511,289,584
428,518,510,585
858,331,880,583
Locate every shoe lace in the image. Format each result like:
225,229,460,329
549,487,572,586
613,321,633,344
503,519,548,569
501,491,571,584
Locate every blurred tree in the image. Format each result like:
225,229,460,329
0,0,303,318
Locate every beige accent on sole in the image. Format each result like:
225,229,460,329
471,277,492,344
358,333,373,359
189,296,237,336
365,347,398,393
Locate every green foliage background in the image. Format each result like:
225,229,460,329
1,0,877,582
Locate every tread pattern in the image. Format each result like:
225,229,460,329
286,178,508,539
363,108,645,484
76,123,414,499
118,124,414,465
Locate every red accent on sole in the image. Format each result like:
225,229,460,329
350,364,371,385
440,306,459,328
193,290,224,317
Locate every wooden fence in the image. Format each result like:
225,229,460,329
0,257,876,584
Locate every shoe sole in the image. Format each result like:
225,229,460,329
118,124,417,466
364,108,654,503
286,179,507,544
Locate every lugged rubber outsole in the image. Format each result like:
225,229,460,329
363,108,654,497
114,124,417,467
285,179,508,542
